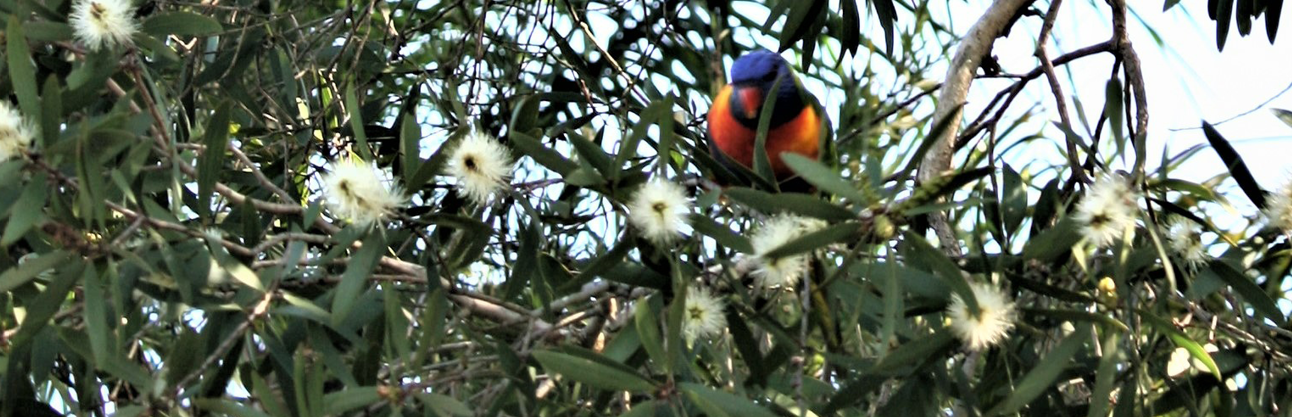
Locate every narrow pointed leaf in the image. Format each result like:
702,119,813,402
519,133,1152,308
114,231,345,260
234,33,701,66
679,382,778,417
987,325,1091,415
1202,122,1266,209
724,187,855,221
782,153,866,201
533,348,656,392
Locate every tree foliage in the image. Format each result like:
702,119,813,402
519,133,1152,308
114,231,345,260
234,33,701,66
0,0,1290,416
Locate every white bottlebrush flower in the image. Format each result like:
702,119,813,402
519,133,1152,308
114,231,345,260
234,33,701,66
750,215,825,289
1262,178,1292,232
0,101,35,162
321,156,405,227
1074,176,1139,248
627,180,691,246
682,285,727,343
1166,217,1208,270
69,0,139,51
446,131,513,205
947,282,1018,351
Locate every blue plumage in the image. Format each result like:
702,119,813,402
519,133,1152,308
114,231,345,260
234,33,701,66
726,50,804,129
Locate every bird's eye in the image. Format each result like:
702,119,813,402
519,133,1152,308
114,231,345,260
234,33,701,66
762,72,777,82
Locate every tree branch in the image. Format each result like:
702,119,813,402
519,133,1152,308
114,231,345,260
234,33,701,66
918,0,1037,256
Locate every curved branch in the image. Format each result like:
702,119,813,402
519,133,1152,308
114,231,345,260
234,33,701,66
917,0,1036,256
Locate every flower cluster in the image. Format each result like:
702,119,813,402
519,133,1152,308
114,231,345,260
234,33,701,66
682,285,727,343
947,282,1017,351
627,180,692,246
750,215,825,289
447,131,514,206
70,0,139,51
1263,177,1292,232
321,156,405,227
1166,217,1208,271
1074,175,1139,248
0,102,34,162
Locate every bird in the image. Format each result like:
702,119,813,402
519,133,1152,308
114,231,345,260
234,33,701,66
707,50,823,190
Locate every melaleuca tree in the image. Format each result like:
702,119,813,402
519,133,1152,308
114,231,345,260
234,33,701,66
0,0,1289,416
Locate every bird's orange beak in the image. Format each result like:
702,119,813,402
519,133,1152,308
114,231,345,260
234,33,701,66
737,87,763,119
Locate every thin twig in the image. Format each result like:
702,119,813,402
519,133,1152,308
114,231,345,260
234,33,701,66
1169,81,1292,131
1034,0,1087,184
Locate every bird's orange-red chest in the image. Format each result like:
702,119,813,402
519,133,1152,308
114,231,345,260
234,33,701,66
707,84,820,179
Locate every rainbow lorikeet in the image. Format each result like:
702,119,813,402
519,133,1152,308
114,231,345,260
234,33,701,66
707,50,825,190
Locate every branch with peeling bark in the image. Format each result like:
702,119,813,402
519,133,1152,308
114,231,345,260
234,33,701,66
918,0,1036,257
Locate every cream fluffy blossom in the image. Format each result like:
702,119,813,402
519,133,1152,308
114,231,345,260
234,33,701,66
321,157,405,227
682,285,727,343
1166,217,1208,271
447,131,513,205
627,180,691,246
1074,176,1139,248
947,282,1017,351
1262,177,1292,232
70,0,139,51
750,215,825,289
0,102,34,162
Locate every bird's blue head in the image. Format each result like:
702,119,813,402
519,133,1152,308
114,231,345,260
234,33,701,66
730,50,794,90
727,50,803,125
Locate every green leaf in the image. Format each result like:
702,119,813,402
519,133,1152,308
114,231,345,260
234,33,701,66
1205,261,1286,325
1087,332,1123,417
871,0,898,55
12,259,84,346
1140,311,1222,379
1023,308,1129,333
751,76,785,186
1216,0,1235,50
619,400,662,417
724,187,855,221
867,330,956,375
987,325,1091,415
763,221,860,259
344,87,372,160
193,399,274,417
1267,0,1283,42
322,387,380,415
24,21,71,42
1022,217,1081,262
824,374,887,413
510,130,577,175
897,104,963,181
781,153,867,201
840,0,861,55
679,382,778,417
532,349,657,392
82,264,112,365
509,94,542,134
634,295,667,373
1001,165,1026,237
688,214,754,253
142,12,224,37
1105,76,1125,155
415,393,473,417
2,173,48,246
40,76,61,148
614,98,670,181
900,231,975,311
331,233,384,326
1271,108,1292,128
198,101,233,218
1202,122,1266,209
400,114,422,185
8,17,40,122
0,250,69,292
566,130,613,177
